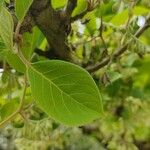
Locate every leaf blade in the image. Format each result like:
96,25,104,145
28,60,103,126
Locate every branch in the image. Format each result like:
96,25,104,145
28,0,71,60
21,0,53,33
86,14,150,73
9,0,73,60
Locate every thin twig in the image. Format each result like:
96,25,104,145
86,14,150,73
99,16,108,58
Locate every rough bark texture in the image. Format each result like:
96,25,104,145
17,0,77,60
30,0,69,59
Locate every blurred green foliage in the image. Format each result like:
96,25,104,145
0,0,150,149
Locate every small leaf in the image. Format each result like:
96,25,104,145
21,27,42,59
72,0,87,17
85,12,97,35
0,38,26,73
6,51,26,73
0,99,19,121
107,71,122,83
0,7,14,50
15,0,33,21
5,27,42,73
28,60,103,126
51,0,66,9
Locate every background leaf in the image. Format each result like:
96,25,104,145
5,27,42,73
51,0,66,9
21,27,43,59
0,99,19,121
0,7,13,50
15,0,33,21
110,6,149,26
72,0,87,17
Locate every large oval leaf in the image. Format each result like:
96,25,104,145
0,7,14,50
28,60,103,126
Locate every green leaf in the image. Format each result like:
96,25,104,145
110,6,149,26
0,39,5,51
5,0,10,3
51,0,66,9
15,0,33,21
6,51,26,73
21,27,42,59
95,1,114,17
3,27,42,73
0,7,14,50
72,0,87,17
0,38,6,60
85,12,97,35
28,60,103,126
0,99,19,121
0,0,4,7
107,71,122,83
0,37,26,73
